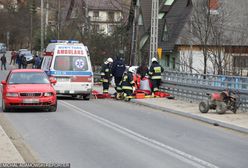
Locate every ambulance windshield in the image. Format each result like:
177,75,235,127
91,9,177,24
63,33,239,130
54,55,89,71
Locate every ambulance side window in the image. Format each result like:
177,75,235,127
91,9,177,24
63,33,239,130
41,57,52,71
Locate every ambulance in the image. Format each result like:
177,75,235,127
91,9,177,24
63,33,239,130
41,40,93,100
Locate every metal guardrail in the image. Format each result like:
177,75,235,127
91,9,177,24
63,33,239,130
160,71,248,111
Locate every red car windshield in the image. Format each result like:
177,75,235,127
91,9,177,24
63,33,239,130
8,72,50,84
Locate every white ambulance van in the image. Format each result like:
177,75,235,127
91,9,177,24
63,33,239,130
41,40,93,100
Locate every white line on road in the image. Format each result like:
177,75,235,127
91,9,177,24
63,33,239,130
60,100,219,168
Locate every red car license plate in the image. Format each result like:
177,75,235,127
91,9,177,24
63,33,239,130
23,99,39,104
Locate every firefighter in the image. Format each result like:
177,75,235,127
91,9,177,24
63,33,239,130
120,67,135,101
100,57,113,94
148,57,164,94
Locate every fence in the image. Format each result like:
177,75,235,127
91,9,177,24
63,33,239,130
160,71,248,111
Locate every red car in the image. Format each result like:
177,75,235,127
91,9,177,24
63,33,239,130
1,69,57,112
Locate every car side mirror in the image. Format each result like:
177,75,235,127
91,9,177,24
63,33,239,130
50,79,57,85
1,80,6,85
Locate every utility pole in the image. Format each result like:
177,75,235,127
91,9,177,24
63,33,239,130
149,0,159,65
41,0,44,56
30,0,36,51
130,0,140,66
30,9,33,50
57,0,61,40
45,0,49,41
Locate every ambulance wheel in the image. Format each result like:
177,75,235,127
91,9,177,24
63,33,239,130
83,94,91,100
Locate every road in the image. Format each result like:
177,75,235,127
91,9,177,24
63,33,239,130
0,70,248,168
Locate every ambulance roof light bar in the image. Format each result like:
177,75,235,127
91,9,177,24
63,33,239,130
49,40,80,43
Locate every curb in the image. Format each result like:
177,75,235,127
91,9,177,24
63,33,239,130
0,125,25,163
131,99,248,134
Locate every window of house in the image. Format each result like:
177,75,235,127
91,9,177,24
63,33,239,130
138,14,144,25
108,11,115,22
158,13,165,19
233,56,248,68
166,54,170,67
92,24,100,32
162,23,169,41
164,0,175,5
139,34,149,49
108,25,115,34
172,57,176,69
93,11,99,17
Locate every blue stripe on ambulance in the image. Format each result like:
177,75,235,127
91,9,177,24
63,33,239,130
49,71,93,76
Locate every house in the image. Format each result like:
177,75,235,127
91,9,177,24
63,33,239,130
176,0,248,75
127,0,192,67
128,0,248,76
57,0,130,35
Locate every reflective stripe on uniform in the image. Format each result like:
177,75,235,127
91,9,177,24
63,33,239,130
116,86,122,91
148,71,153,75
122,86,133,90
154,87,159,91
103,89,108,93
154,67,161,73
151,76,161,79
103,79,109,82
130,80,135,84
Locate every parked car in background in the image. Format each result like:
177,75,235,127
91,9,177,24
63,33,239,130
1,69,57,112
0,43,6,53
18,49,34,64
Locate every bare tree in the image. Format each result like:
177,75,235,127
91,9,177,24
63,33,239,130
190,0,212,75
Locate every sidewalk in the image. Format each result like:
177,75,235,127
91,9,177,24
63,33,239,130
0,51,25,163
131,98,248,134
0,125,25,163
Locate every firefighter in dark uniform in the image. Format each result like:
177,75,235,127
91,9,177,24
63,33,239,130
120,67,135,100
100,57,113,94
148,57,164,93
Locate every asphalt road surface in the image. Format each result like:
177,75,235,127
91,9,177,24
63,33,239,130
0,70,248,168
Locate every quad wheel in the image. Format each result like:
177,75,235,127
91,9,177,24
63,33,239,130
216,102,227,114
199,101,210,113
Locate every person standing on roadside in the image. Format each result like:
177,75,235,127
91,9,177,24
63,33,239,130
16,52,22,69
100,57,113,94
10,49,16,65
148,57,164,94
111,55,126,93
0,54,7,70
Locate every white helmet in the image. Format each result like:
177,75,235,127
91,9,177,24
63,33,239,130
107,57,113,63
128,66,136,73
152,57,157,62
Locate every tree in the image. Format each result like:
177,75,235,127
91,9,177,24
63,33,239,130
190,0,212,75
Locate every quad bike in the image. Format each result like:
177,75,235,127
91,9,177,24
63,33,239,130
199,90,240,114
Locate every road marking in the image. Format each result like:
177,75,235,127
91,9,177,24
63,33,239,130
61,100,219,168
